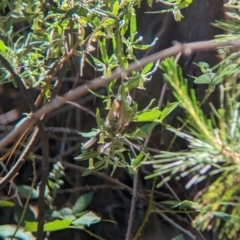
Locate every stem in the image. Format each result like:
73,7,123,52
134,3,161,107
125,170,138,240
133,177,156,240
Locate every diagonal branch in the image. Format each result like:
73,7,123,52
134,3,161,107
1,39,240,150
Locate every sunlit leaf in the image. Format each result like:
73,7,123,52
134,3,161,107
131,152,149,168
0,40,6,54
112,1,119,15
24,219,72,232
124,76,141,91
160,102,179,121
177,0,193,9
133,109,161,122
130,7,137,41
99,38,109,63
142,62,154,75
0,200,15,207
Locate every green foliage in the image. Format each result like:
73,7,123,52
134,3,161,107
146,0,193,22
146,39,240,238
24,211,100,232
0,200,15,207
76,91,178,176
1,0,240,239
0,162,100,238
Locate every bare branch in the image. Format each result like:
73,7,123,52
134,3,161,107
1,40,240,149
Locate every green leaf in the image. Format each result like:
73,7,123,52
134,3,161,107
160,102,179,121
130,7,137,41
133,37,158,50
194,73,216,84
24,219,72,232
72,192,94,214
172,200,201,210
131,127,148,138
0,40,6,54
212,211,232,222
88,89,108,99
0,200,15,207
75,151,100,161
124,76,141,92
142,62,153,75
72,211,101,227
99,38,109,63
177,0,193,9
133,109,161,122
147,0,153,7
82,158,106,176
194,61,210,73
112,0,119,15
96,108,103,129
131,152,149,168
160,200,180,206
137,78,145,89
120,13,130,35
79,130,99,138
131,122,158,138
17,185,39,199
90,16,101,28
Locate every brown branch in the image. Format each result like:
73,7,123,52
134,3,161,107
1,39,240,150
0,128,39,189
125,170,138,240
0,54,49,240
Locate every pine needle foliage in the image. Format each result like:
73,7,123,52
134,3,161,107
147,31,240,240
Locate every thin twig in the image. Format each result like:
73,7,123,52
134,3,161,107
57,184,125,193
11,157,37,240
132,80,168,239
36,130,49,240
60,161,196,239
0,128,39,189
133,177,156,240
125,170,138,240
1,39,240,148
64,100,96,117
